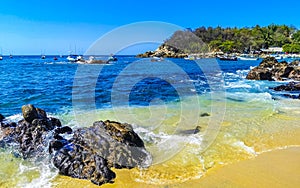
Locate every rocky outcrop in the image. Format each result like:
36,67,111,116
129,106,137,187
70,121,149,168
52,142,116,186
246,57,300,81
86,59,109,64
22,104,43,123
0,105,150,186
1,104,66,158
52,120,150,185
272,81,300,91
271,81,300,99
137,44,188,58
0,114,4,122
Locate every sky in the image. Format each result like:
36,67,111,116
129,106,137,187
0,0,300,55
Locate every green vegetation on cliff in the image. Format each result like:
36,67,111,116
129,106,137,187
164,24,300,53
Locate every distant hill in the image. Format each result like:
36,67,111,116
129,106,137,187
137,24,300,57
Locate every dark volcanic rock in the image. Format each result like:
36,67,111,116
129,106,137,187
271,81,300,100
69,120,151,169
200,112,210,117
95,120,145,148
246,57,300,81
290,60,300,67
288,66,300,80
283,94,300,99
22,104,47,123
0,114,5,122
53,144,116,186
1,104,63,158
246,70,273,81
194,125,201,134
15,119,62,158
272,81,300,91
53,120,151,185
22,104,39,123
0,105,150,186
55,126,72,134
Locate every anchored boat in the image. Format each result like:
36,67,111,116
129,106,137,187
217,55,238,61
237,54,259,61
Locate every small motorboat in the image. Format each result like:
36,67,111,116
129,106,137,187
270,54,283,60
150,56,164,62
0,56,3,60
107,56,117,62
217,55,238,61
237,54,258,61
67,55,78,62
67,54,84,62
184,55,196,60
41,55,46,59
53,57,58,61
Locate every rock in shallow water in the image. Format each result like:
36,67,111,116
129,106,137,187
53,143,116,186
0,114,5,122
0,105,151,186
3,105,63,158
246,57,300,81
69,120,151,169
21,104,48,123
271,81,300,100
272,81,300,91
52,120,151,185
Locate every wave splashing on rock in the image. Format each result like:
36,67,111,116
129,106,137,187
0,104,151,186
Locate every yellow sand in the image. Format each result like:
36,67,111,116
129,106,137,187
184,147,300,188
54,147,300,188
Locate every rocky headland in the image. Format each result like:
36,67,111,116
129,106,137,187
136,44,188,58
246,57,300,99
246,57,300,81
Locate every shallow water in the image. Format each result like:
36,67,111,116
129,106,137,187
0,56,300,187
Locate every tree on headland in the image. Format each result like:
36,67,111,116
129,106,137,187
138,24,300,57
164,30,209,54
164,24,299,53
292,30,300,43
282,44,300,53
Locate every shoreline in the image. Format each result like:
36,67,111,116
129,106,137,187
191,146,300,188
54,146,300,187
136,53,300,59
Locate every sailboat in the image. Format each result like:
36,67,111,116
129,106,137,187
0,49,3,60
66,45,83,62
9,51,13,58
41,50,46,59
67,54,78,62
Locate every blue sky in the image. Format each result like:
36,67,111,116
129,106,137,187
0,0,300,55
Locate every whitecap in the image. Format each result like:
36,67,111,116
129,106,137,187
232,141,257,155
5,114,23,122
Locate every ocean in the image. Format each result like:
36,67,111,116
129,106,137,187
0,56,300,187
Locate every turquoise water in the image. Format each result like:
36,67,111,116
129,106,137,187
1,56,300,187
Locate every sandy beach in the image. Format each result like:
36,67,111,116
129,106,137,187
185,146,300,188
54,146,300,188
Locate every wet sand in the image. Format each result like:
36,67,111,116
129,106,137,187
182,146,300,188
54,147,300,188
